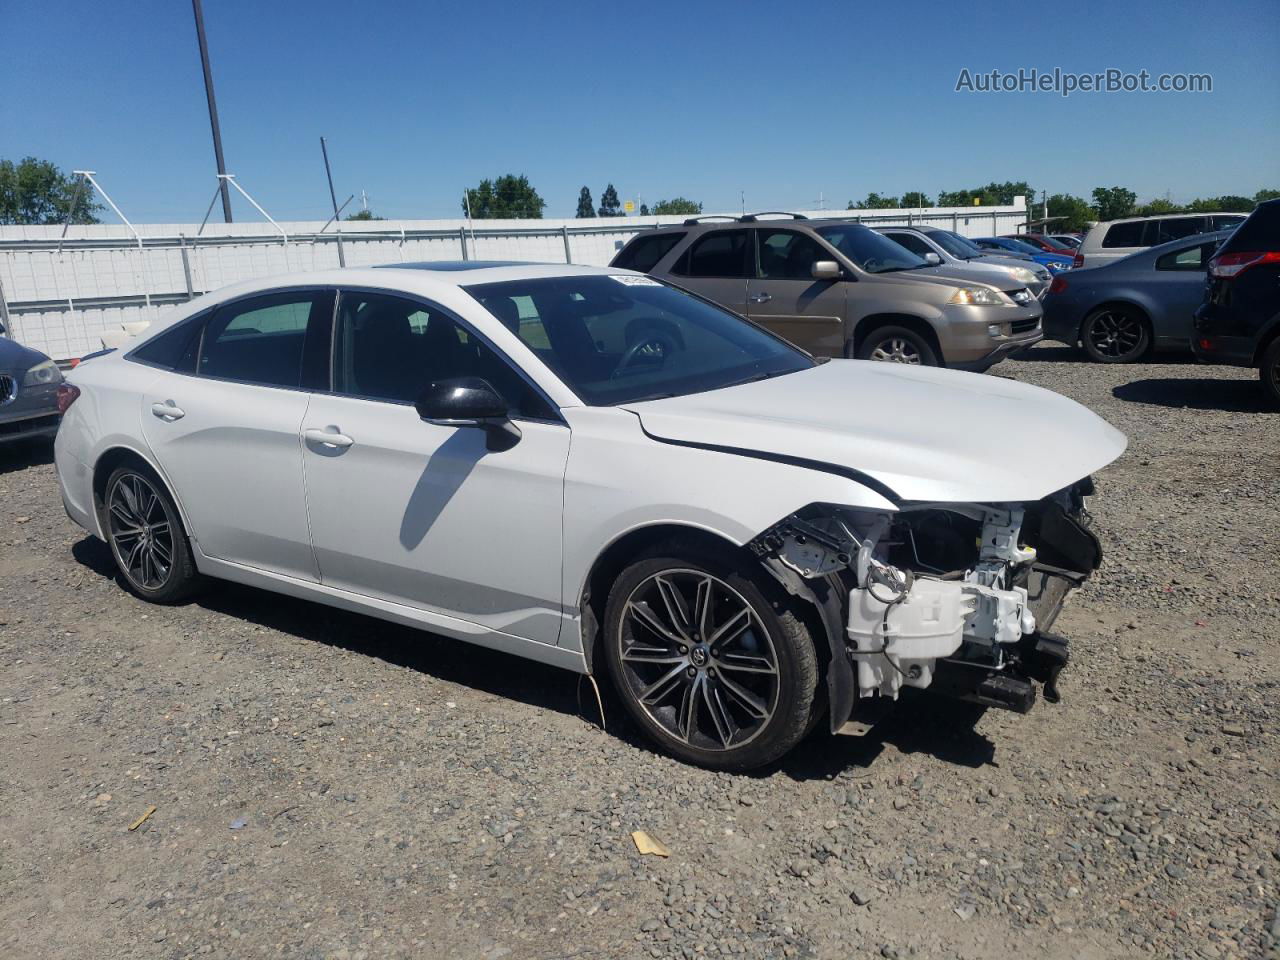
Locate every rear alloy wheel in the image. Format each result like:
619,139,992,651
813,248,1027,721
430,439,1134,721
604,551,818,770
855,325,938,366
1081,306,1150,363
1260,337,1280,408
103,466,200,603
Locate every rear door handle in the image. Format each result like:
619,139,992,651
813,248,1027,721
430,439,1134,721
151,401,185,421
304,427,354,449
749,293,772,303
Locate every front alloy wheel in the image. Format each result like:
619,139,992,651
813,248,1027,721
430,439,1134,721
854,325,939,366
604,550,818,770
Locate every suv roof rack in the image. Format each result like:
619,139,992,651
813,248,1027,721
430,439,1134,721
738,212,808,222
681,215,739,225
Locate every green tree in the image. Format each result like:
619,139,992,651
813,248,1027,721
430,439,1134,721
1133,198,1183,217
1187,195,1254,213
650,197,701,215
1091,186,1137,221
575,186,595,218
344,209,384,221
0,156,101,225
938,181,1034,207
1255,188,1280,204
900,190,933,207
462,174,545,219
847,192,899,209
639,203,650,216
1044,193,1095,231
598,183,621,217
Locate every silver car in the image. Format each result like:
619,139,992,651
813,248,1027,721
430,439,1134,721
0,332,65,446
873,225,1053,299
613,215,1043,370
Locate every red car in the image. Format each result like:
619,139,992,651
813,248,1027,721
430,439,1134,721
1002,233,1076,254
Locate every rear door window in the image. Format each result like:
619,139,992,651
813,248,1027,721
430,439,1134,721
612,232,686,272
1152,217,1205,244
1102,222,1145,248
674,230,750,278
198,291,333,389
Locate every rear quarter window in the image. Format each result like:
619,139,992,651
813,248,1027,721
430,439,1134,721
1218,203,1280,254
612,232,686,273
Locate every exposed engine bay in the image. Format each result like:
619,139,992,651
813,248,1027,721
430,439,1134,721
748,479,1101,725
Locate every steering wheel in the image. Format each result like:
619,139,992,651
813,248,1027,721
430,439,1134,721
612,333,677,378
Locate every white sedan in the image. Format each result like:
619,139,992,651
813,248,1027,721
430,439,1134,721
54,262,1125,770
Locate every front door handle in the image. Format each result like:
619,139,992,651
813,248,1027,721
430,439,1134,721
749,292,772,304
304,427,354,449
151,401,185,421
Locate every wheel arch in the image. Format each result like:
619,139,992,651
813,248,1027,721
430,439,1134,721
578,523,743,675
851,312,943,360
91,444,193,540
576,520,846,732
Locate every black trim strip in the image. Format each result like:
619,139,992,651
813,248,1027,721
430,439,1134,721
637,425,902,505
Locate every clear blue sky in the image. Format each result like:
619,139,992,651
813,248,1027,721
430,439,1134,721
2,0,1277,222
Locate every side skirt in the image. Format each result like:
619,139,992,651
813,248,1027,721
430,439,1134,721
193,551,590,675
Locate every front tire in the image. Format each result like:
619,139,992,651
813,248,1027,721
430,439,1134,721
854,325,939,366
1081,306,1150,363
603,546,818,771
1260,338,1280,409
102,465,200,603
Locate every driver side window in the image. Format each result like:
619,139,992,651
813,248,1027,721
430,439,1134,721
333,291,555,419
756,230,830,279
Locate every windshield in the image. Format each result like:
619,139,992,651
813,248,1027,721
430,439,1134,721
816,224,927,273
930,230,984,260
464,275,814,405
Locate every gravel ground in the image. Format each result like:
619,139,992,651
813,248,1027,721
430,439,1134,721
2,344,1277,960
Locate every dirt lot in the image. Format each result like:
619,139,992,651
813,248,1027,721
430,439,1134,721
2,345,1277,960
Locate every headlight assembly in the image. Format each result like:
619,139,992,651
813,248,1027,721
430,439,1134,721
23,359,63,387
948,286,1006,306
1012,267,1038,284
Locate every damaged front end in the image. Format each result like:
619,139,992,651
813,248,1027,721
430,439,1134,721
748,479,1101,732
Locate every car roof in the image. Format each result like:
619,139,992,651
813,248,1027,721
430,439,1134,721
1094,212,1246,226
640,215,866,236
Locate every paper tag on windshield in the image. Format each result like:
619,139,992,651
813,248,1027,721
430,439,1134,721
610,274,662,286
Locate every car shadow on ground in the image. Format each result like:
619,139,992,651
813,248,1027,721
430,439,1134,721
71,534,999,779
0,439,54,475
1112,377,1272,412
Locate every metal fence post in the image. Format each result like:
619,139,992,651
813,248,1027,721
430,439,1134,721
906,211,913,226
179,234,195,299
992,211,998,234
952,213,958,232
0,275,12,337
459,225,469,261
562,225,572,264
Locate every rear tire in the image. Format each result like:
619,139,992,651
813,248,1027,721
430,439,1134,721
603,544,818,771
1260,338,1280,409
854,325,939,366
102,465,201,604
1080,306,1150,363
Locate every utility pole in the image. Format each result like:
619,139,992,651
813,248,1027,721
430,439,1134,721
192,0,232,222
319,137,345,267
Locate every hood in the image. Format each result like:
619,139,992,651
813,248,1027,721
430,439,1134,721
0,336,52,373
623,361,1127,504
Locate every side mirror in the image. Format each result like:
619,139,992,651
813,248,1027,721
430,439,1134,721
811,260,841,280
414,377,521,449
923,252,942,265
